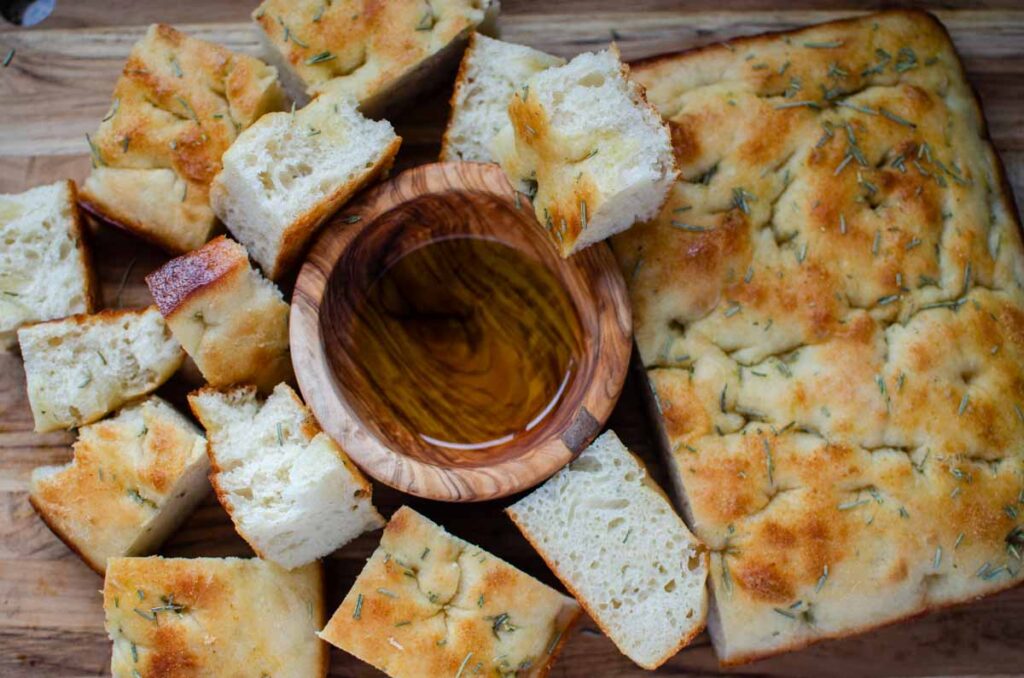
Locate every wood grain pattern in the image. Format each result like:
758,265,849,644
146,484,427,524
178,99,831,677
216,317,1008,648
292,162,631,501
1,2,1024,676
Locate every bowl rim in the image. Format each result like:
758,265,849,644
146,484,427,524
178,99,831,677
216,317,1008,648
290,161,632,502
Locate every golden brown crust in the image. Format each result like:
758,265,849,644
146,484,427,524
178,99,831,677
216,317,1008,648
81,24,286,254
103,556,326,677
253,0,489,107
145,236,247,318
147,238,291,391
613,9,1024,665
319,506,581,678
28,397,206,574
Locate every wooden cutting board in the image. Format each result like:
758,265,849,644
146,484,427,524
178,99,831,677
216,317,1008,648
2,2,1023,676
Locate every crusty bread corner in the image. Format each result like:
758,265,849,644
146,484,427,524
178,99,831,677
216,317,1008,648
440,33,565,163
252,0,497,117
506,430,709,669
1,179,97,350
319,506,581,678
493,46,677,258
80,23,288,254
29,396,209,574
210,91,401,281
17,307,184,433
145,236,292,392
187,382,384,570
103,556,327,677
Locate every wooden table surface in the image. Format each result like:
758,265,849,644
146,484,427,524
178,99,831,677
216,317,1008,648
2,1,1023,676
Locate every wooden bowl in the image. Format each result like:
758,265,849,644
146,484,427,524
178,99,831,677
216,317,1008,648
291,162,631,502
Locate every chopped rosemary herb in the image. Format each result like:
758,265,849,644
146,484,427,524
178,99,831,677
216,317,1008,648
839,213,847,235
774,100,821,110
872,230,881,256
816,565,829,592
415,9,435,31
421,547,430,560
456,651,474,678
724,302,742,318
622,528,632,544
933,546,942,569
955,533,965,549
102,98,120,122
305,51,336,65
353,593,363,619
803,40,844,49
837,101,877,116
905,237,921,251
796,242,808,263
894,46,918,73
958,393,970,416
763,437,774,485
394,620,411,627
670,221,709,233
313,4,326,22
732,187,755,214
879,108,916,128
85,133,104,168
377,588,398,598
2,48,13,68
488,612,517,638
837,498,869,511
877,294,900,306
341,215,361,224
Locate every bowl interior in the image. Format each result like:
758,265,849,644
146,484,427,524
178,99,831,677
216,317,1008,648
319,191,595,468
291,162,630,501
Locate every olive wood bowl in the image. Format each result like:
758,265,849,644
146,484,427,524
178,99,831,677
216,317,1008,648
290,162,631,502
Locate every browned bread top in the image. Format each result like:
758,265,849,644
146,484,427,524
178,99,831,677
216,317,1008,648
81,24,286,253
612,9,1024,665
145,235,248,318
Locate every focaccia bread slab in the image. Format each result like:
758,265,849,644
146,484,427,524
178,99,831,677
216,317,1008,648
253,0,497,115
29,396,208,573
80,24,287,253
103,556,326,677
320,506,581,678
611,10,1024,664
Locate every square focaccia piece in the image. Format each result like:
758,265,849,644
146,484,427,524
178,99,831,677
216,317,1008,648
320,506,581,678
492,48,677,257
611,9,1024,665
145,236,292,392
29,396,208,573
506,430,709,670
0,180,95,349
18,307,184,433
189,383,384,569
210,90,401,281
253,0,497,115
440,33,564,163
103,556,326,677
80,24,287,254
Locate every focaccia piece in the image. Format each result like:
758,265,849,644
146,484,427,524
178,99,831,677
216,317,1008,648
188,383,384,569
210,91,401,280
611,9,1024,665
80,24,287,254
320,506,581,678
493,47,677,257
29,396,208,573
440,33,564,163
0,180,95,349
17,307,184,433
253,0,497,115
145,236,292,392
103,556,326,677
507,430,709,669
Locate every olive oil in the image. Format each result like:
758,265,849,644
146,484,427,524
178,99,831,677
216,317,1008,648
343,236,582,451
